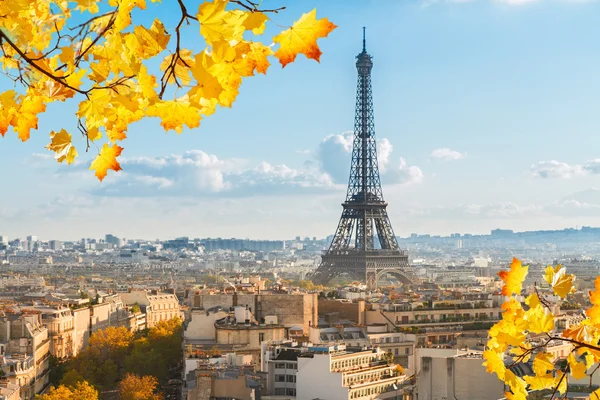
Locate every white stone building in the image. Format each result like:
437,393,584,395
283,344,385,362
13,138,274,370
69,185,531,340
296,345,407,400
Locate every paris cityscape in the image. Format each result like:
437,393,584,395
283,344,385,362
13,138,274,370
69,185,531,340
2,0,600,400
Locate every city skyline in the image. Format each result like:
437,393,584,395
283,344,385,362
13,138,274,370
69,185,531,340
1,224,599,242
3,0,600,239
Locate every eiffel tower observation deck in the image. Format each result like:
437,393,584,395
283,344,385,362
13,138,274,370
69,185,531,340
311,29,417,289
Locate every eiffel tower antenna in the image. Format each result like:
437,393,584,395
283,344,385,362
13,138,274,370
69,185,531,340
362,26,366,52
311,29,416,289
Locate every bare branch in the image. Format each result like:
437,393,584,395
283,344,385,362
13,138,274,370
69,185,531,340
230,0,285,13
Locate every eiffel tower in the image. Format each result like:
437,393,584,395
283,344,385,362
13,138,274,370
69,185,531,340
311,29,416,289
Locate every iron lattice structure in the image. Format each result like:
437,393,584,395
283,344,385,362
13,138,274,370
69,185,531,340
312,30,416,289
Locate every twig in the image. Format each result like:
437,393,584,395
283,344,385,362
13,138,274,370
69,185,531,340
230,0,285,13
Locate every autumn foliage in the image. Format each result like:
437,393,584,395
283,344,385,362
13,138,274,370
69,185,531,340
37,381,99,400
118,374,161,400
0,0,336,180
482,258,600,399
53,319,182,396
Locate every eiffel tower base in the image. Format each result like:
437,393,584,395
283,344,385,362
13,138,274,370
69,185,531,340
312,250,415,290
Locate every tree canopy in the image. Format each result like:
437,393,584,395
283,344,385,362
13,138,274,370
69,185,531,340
118,373,161,400
57,319,182,393
0,0,336,180
36,381,98,400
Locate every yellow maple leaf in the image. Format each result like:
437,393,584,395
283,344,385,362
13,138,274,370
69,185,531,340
133,19,170,58
197,0,247,45
242,11,268,35
273,9,337,68
90,143,123,181
46,129,78,164
14,94,46,142
58,46,75,65
498,258,529,296
524,304,554,334
147,96,201,133
504,370,528,399
532,352,554,377
74,0,100,14
190,55,225,100
587,276,600,323
567,353,587,380
544,264,575,298
592,388,600,399
483,350,506,380
0,90,18,137
563,321,597,344
525,293,540,309
523,374,557,391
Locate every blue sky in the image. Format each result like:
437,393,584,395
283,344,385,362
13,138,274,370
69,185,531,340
2,0,600,241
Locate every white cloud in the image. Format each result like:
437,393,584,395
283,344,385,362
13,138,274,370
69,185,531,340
430,148,465,161
91,150,336,198
377,138,393,172
317,131,354,183
530,159,600,179
316,131,423,186
387,157,424,185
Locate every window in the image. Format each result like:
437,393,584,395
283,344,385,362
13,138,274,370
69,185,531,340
275,363,286,369
286,389,296,396
405,348,409,355
286,363,296,370
286,375,295,382
394,348,399,355
275,375,285,382
274,388,286,395
259,333,265,342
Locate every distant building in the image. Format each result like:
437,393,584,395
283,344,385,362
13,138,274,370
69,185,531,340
48,240,61,251
119,290,181,328
105,234,120,248
490,229,513,237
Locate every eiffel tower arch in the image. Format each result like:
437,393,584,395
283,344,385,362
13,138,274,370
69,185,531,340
311,29,417,290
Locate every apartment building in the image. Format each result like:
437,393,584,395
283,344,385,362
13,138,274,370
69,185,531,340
120,290,180,328
0,312,50,398
296,345,407,400
416,352,505,400
28,307,74,360
0,354,35,400
0,381,20,400
192,292,317,334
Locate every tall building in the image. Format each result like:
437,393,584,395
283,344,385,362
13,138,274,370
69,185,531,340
0,235,8,245
312,30,415,289
48,240,61,251
105,234,120,247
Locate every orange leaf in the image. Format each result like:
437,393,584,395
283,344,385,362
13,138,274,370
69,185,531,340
588,276,600,323
498,258,529,296
273,9,337,68
90,143,123,181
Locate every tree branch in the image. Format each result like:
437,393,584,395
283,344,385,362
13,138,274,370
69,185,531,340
230,0,285,13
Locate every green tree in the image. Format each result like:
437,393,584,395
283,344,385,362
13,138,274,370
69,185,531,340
131,303,141,314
